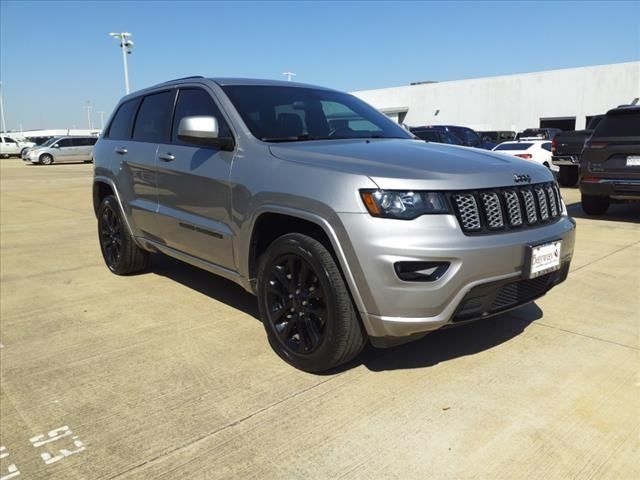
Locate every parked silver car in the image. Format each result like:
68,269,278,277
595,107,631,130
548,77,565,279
24,136,97,165
93,77,576,372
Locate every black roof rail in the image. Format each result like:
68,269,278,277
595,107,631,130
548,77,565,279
156,75,205,85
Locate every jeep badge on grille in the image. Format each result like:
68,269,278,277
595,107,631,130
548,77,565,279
513,174,532,183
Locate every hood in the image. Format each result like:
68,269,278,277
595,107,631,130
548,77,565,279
269,138,553,190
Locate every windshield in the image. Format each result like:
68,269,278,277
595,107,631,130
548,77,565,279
221,85,412,142
449,127,480,146
40,137,59,147
593,111,640,137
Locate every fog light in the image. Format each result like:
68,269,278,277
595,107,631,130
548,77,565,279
394,261,449,282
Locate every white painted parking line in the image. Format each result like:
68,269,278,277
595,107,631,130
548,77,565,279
0,446,20,480
29,426,86,466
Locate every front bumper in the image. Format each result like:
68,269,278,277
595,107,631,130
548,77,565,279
337,212,576,340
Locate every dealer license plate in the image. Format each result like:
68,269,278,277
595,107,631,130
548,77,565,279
626,155,640,167
529,241,562,278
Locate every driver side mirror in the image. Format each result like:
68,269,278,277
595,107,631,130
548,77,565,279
52,144,60,148
177,116,234,150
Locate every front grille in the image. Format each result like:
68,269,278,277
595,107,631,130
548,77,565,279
491,275,553,311
450,182,562,234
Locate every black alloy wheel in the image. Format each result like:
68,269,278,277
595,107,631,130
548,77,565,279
100,204,123,269
257,233,365,372
264,253,327,354
97,195,148,275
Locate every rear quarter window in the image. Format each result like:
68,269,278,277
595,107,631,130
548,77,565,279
494,143,532,151
107,99,140,140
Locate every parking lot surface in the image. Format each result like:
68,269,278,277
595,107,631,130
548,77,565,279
1,158,638,479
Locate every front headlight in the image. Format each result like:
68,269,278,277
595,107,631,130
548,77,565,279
360,189,450,219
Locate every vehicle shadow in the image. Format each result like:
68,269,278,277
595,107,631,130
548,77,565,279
147,253,544,374
566,201,640,224
321,303,543,374
148,253,260,319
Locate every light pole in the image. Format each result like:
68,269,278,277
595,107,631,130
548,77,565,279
0,81,6,134
282,71,296,82
109,32,134,94
97,111,106,130
86,101,93,129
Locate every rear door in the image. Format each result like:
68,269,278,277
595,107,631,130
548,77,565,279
76,137,97,161
154,86,236,269
125,90,176,237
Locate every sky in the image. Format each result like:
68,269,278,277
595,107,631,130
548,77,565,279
1,0,639,131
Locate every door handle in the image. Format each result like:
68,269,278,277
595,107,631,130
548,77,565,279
158,153,175,162
115,147,128,155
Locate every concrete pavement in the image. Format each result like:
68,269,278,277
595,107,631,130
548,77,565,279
1,159,638,479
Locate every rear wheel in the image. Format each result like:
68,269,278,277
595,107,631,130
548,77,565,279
40,154,53,165
98,195,149,274
257,233,365,372
581,194,610,215
558,166,578,187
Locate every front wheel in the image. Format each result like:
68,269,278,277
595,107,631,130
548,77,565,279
98,195,149,274
257,233,365,372
40,154,53,165
581,194,610,215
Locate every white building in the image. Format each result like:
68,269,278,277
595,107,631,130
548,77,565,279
5,128,102,141
352,62,640,132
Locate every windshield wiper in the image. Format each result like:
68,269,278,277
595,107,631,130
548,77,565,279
261,134,409,142
261,134,321,142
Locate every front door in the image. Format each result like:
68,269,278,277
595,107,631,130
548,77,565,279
154,87,235,270
54,138,75,161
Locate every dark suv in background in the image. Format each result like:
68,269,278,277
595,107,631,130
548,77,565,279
410,127,462,145
579,106,640,215
416,125,495,149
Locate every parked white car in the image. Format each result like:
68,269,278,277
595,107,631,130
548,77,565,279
1,136,35,158
492,139,558,172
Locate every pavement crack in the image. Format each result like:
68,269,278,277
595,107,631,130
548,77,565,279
570,241,640,274
533,322,639,351
102,375,343,480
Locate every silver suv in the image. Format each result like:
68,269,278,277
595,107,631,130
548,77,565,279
93,77,576,372
24,136,97,165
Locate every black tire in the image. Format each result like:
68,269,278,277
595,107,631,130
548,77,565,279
257,233,365,372
40,154,53,165
581,194,610,215
98,195,148,275
558,166,578,187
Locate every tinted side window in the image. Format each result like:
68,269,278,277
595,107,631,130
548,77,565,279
107,99,140,140
172,89,231,145
133,91,174,143
542,142,552,152
57,138,73,147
